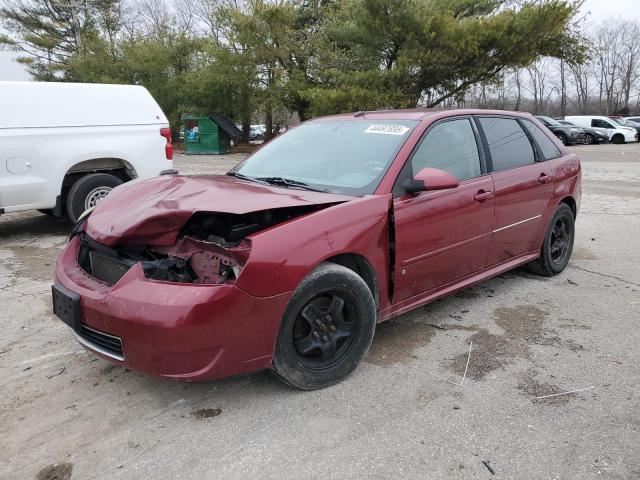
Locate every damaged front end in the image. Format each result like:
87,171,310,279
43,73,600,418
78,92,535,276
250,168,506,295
76,205,330,286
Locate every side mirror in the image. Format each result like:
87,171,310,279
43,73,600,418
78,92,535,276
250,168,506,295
403,167,459,195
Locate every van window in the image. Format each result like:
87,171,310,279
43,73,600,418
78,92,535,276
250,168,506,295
479,117,535,171
410,118,481,181
592,119,614,129
522,119,562,160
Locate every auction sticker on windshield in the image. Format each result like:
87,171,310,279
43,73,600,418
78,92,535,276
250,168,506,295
364,125,411,135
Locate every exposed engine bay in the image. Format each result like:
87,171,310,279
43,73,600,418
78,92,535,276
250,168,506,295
77,204,335,286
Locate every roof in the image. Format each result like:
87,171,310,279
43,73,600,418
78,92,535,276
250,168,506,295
0,81,168,129
210,114,242,138
310,108,535,123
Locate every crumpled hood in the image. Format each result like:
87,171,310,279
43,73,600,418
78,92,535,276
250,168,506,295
86,175,354,246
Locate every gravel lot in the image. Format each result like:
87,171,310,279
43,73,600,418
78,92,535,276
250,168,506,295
1,145,639,480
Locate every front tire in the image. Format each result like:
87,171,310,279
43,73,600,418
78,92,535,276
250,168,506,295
582,133,594,145
66,173,123,223
528,203,575,276
272,263,376,390
612,134,625,144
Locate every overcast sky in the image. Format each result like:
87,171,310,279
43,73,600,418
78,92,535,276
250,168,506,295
2,0,640,81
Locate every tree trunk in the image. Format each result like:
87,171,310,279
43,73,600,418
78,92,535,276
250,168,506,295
239,85,251,144
514,70,521,111
265,101,273,141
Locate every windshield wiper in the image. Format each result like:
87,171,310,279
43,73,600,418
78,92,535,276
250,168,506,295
255,176,328,192
227,171,254,181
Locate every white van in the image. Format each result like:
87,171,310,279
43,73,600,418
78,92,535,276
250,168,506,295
0,82,173,222
564,115,637,144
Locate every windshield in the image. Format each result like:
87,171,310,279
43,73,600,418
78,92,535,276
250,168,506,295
539,116,561,126
610,118,623,125
230,120,418,196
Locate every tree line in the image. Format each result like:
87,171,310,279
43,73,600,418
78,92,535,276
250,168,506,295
1,0,586,140
458,19,640,117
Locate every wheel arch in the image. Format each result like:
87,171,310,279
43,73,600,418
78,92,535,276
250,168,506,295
47,158,136,217
555,131,567,144
559,195,577,219
64,157,137,183
59,158,137,205
323,253,380,309
612,133,625,143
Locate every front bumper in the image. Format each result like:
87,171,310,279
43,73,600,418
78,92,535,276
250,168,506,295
54,236,291,381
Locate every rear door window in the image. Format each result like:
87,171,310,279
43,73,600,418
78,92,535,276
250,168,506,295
478,117,535,171
522,119,562,160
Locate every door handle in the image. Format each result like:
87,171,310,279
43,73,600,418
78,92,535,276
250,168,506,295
538,173,553,184
473,190,493,202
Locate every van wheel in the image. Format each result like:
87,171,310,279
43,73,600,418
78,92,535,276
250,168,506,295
66,173,123,222
612,134,625,144
528,203,575,276
272,263,376,390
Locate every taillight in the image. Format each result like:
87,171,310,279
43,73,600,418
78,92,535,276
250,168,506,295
160,127,173,160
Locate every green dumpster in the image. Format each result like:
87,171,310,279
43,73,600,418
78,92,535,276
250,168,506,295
181,114,242,155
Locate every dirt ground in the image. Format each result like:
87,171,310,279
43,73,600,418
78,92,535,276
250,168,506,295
1,144,639,480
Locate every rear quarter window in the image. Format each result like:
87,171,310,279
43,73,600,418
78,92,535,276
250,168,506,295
478,117,535,171
522,119,562,160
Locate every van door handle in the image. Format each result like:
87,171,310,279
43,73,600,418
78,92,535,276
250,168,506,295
538,173,552,184
473,190,493,202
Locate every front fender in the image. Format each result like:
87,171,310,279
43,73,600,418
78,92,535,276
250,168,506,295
235,195,392,305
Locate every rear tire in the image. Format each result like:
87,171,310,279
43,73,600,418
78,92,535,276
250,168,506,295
555,133,567,145
612,134,625,144
272,263,376,390
528,203,575,276
582,133,594,145
65,173,123,223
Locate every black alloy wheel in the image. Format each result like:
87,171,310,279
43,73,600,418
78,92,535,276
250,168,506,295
528,203,575,276
272,263,376,390
550,216,571,265
293,292,354,368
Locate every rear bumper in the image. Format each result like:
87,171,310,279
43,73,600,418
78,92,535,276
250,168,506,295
54,236,290,381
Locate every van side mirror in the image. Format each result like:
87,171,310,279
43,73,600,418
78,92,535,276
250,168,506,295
403,167,459,195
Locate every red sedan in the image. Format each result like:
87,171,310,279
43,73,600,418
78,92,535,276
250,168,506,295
53,109,580,390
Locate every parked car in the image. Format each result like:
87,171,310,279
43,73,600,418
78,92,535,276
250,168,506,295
564,115,638,144
249,124,266,141
53,109,581,390
557,120,608,145
610,117,640,141
624,116,640,124
535,116,584,145
0,82,173,222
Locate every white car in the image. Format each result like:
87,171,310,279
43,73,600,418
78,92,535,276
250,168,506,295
564,115,637,144
0,82,174,222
